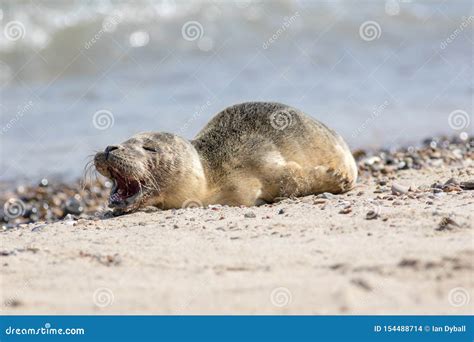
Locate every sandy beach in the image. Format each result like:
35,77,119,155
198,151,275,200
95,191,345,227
1,138,473,315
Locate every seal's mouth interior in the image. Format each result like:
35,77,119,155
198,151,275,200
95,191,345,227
108,168,141,207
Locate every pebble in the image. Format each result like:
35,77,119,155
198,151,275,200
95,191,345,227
339,207,352,214
1,135,472,227
65,197,84,215
366,210,378,220
244,212,256,218
391,182,410,195
437,217,461,231
444,178,459,186
31,224,47,232
318,192,336,200
460,180,474,190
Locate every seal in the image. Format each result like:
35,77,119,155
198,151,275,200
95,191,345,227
93,102,357,211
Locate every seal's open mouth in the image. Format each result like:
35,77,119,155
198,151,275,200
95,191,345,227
108,168,141,208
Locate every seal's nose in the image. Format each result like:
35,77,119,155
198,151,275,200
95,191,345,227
104,145,118,160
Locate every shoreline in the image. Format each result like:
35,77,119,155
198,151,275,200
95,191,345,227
1,135,473,314
1,135,472,228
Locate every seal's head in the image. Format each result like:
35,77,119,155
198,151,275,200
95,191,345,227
94,132,207,212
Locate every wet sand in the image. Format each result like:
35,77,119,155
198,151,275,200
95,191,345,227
1,137,473,314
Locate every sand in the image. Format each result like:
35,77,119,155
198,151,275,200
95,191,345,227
1,165,473,315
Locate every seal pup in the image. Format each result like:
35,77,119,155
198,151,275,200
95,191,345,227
93,102,357,211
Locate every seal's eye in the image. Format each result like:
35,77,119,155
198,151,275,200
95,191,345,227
143,146,158,153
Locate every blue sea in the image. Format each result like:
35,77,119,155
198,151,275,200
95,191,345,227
0,0,472,182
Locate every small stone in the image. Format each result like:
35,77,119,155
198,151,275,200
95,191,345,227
460,180,474,190
319,192,335,200
31,224,47,232
65,197,84,215
244,212,256,218
391,182,409,195
278,209,285,215
443,184,461,192
444,178,459,186
398,258,418,268
366,210,378,220
339,207,352,214
436,217,461,231
363,156,381,166
141,206,160,213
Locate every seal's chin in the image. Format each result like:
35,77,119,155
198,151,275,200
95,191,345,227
107,169,142,209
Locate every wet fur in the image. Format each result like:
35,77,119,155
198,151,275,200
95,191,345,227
94,102,357,210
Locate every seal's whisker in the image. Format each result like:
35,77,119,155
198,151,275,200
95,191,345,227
82,159,97,190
